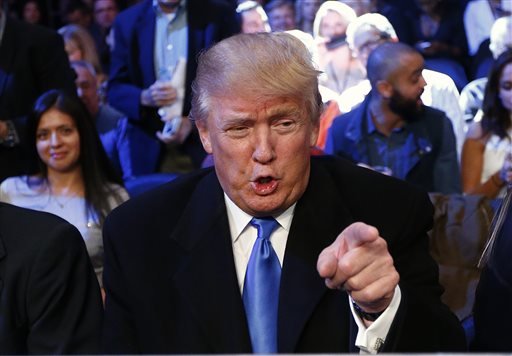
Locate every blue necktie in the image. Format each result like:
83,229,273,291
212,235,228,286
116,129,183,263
243,217,281,353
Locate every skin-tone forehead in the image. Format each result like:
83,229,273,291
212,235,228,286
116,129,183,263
208,96,302,124
38,108,75,129
386,52,423,83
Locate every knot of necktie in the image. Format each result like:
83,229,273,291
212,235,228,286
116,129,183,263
250,217,279,241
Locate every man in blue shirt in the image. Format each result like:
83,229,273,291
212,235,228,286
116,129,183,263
108,0,239,175
325,42,461,194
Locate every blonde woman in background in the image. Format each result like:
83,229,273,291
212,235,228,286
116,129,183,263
58,23,107,92
313,1,365,95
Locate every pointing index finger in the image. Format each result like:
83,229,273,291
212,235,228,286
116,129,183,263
341,222,380,251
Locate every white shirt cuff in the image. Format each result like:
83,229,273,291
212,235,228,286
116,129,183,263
349,285,401,354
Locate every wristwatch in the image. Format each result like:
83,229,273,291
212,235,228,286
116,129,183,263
352,302,384,321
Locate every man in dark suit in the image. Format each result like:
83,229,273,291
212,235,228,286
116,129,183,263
102,32,466,353
0,203,103,353
0,0,76,181
107,0,239,176
325,42,461,194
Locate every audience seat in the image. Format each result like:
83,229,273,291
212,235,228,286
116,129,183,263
124,173,179,197
428,193,499,346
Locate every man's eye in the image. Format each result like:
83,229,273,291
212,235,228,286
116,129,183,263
226,126,249,137
275,120,296,131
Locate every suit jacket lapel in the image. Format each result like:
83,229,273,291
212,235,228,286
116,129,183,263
136,3,157,86
278,160,355,352
170,172,252,353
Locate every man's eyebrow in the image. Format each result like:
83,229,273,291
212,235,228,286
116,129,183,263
266,105,301,118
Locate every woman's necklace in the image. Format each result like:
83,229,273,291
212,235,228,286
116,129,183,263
50,192,78,209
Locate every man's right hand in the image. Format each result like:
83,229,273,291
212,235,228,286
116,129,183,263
140,80,178,107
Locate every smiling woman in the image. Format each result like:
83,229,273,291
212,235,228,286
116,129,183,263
0,89,129,295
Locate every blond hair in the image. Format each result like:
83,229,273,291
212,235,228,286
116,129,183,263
191,32,322,124
58,24,103,76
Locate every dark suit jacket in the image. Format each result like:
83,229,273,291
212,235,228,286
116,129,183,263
108,0,239,171
0,18,76,181
472,192,512,351
102,155,465,353
325,96,461,194
0,203,103,354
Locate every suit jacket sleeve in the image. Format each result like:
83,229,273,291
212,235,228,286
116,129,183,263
108,14,146,122
25,220,103,353
101,207,141,353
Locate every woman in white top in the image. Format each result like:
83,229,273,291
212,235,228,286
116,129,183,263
462,50,512,198
312,1,366,95
0,89,129,295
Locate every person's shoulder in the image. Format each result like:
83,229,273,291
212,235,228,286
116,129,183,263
101,104,125,120
418,106,456,135
5,20,62,50
331,101,364,130
422,69,458,91
106,168,215,222
420,105,452,125
312,155,421,191
466,120,485,140
311,156,431,210
0,202,82,246
0,176,22,189
0,176,30,195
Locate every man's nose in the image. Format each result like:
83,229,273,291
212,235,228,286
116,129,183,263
419,74,427,88
252,129,275,163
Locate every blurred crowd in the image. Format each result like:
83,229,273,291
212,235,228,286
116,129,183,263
0,0,511,352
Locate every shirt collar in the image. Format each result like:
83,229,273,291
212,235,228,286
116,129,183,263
153,0,186,18
366,110,378,135
367,109,406,135
224,192,295,244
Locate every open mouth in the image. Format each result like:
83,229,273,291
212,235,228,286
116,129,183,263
251,176,278,195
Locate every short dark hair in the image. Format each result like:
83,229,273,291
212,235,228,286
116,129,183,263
366,42,419,87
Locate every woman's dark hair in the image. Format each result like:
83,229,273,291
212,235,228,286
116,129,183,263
26,89,124,224
481,49,512,139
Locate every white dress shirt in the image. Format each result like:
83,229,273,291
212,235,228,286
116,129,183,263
224,193,401,354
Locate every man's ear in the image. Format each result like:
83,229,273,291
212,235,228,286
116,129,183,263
310,117,320,147
376,80,393,99
195,119,212,154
